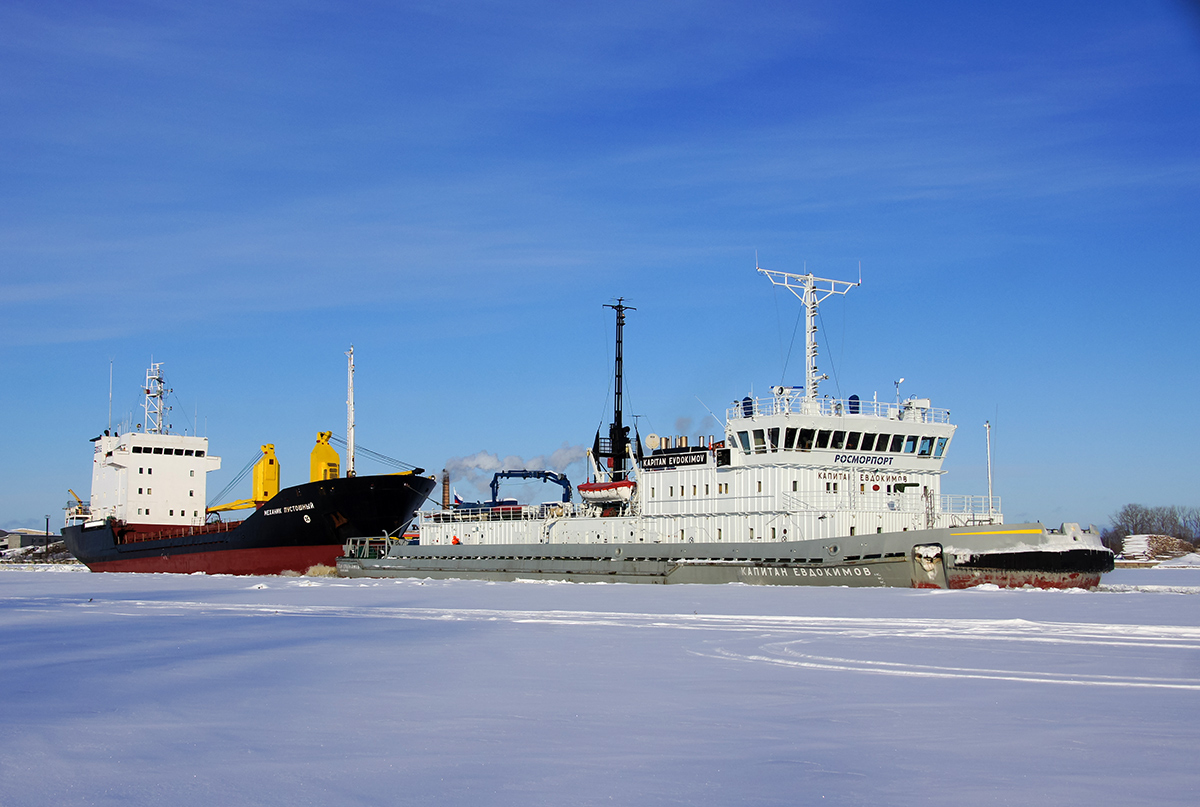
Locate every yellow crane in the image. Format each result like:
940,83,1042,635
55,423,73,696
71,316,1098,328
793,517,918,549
207,444,280,513
207,434,343,513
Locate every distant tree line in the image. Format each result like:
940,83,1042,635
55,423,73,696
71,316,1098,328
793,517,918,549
1101,504,1200,552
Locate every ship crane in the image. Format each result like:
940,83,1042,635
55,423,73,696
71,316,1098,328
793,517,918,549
489,470,573,504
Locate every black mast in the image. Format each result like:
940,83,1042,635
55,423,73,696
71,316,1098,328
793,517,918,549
602,298,635,481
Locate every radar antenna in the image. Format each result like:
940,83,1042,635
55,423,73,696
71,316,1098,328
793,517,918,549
758,265,858,400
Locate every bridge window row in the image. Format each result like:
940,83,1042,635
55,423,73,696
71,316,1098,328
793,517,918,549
736,427,948,458
130,446,205,457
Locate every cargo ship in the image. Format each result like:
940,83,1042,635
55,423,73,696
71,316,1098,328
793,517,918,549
63,357,435,575
339,267,1113,588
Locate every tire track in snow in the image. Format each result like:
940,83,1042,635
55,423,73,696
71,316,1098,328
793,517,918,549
697,644,1200,690
13,596,1199,689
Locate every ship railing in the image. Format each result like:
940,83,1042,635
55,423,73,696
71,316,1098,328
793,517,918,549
344,535,391,559
63,500,92,526
421,501,591,525
939,494,1001,515
114,519,245,545
770,492,1002,518
727,395,950,424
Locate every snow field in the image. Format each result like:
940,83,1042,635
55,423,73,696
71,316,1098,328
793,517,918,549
1,568,1198,806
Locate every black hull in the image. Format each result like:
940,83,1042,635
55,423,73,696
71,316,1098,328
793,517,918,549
63,473,435,575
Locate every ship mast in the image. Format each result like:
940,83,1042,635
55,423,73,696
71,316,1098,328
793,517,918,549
985,420,994,521
143,362,171,434
599,298,635,482
758,265,858,400
346,345,356,477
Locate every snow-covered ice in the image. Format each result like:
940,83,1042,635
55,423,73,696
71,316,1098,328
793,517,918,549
2,567,1198,806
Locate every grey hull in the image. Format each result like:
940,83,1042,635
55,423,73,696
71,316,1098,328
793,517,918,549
336,523,1112,589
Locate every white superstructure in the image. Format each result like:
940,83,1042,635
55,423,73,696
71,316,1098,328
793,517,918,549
69,363,222,527
419,268,999,548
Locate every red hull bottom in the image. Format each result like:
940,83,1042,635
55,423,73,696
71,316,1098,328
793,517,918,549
945,570,1103,590
86,544,342,576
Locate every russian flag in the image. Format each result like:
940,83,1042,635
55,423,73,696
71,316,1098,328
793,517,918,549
453,489,463,505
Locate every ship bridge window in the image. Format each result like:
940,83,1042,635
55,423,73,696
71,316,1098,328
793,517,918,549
737,431,751,454
875,434,890,452
784,427,798,450
918,437,934,457
816,430,832,449
860,433,875,451
889,435,905,452
132,446,143,453
846,432,861,450
934,437,948,458
903,435,918,453
175,449,185,456
152,447,163,454
831,431,846,449
752,430,766,454
767,428,779,452
798,428,815,451
196,451,205,457
184,449,194,456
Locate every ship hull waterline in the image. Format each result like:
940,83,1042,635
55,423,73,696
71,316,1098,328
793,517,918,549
64,474,436,576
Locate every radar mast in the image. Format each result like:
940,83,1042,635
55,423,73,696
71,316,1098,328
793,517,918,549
143,363,171,434
758,265,858,400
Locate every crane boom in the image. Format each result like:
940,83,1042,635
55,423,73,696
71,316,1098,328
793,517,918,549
490,470,573,504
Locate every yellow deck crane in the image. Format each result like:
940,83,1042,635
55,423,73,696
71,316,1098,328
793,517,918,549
207,444,281,513
207,434,343,513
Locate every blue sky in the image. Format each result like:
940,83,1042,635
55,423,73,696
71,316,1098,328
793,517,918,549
3,0,1198,530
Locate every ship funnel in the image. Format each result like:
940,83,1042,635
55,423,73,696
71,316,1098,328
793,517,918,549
442,469,450,510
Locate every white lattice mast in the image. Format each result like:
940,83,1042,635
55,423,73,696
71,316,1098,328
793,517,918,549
758,265,859,400
345,345,356,478
143,362,171,434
